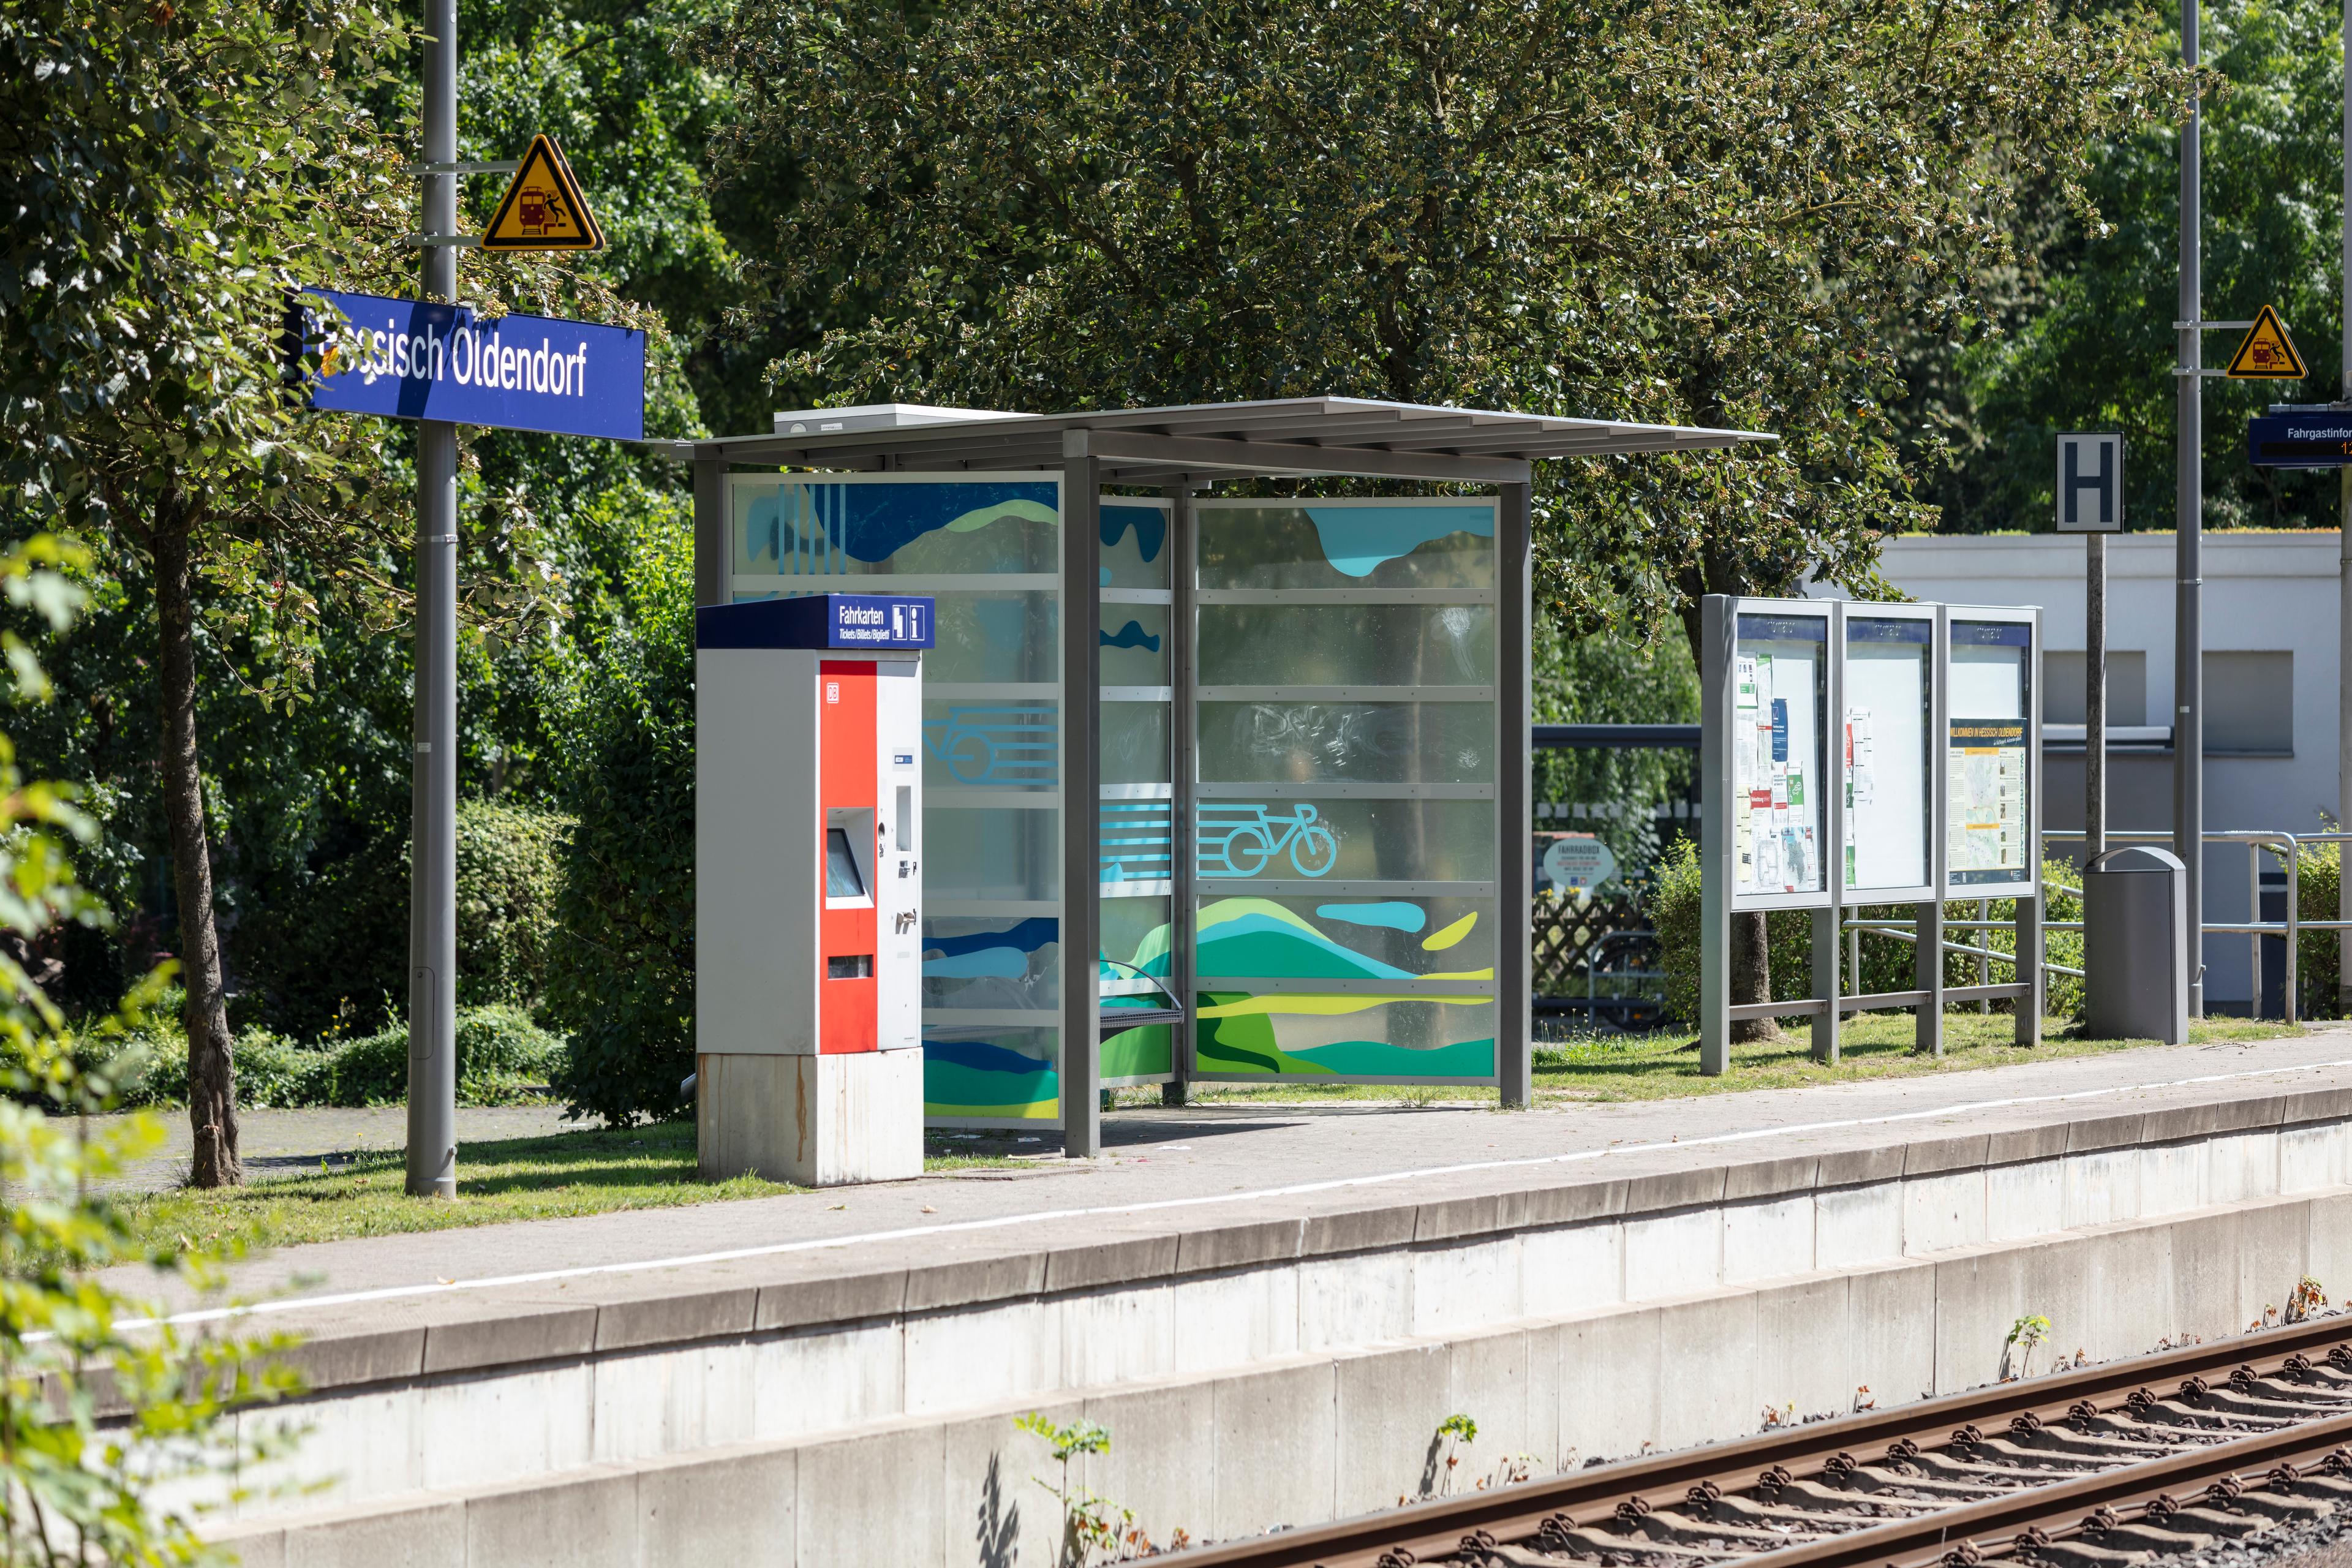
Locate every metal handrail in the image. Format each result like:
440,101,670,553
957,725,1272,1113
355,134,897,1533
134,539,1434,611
1586,929,1659,1014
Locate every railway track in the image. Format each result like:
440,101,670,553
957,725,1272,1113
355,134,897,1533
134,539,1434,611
1171,1314,2352,1568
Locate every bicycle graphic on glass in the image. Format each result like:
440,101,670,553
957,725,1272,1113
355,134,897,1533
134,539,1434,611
922,706,1057,786
1197,803,1341,878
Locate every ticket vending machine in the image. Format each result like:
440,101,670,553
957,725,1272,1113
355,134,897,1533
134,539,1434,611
695,593,932,1185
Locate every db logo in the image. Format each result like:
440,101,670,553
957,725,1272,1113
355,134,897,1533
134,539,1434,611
824,681,840,704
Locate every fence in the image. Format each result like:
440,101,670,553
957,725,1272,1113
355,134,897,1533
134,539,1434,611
1843,828,2344,1026
1531,892,1660,1028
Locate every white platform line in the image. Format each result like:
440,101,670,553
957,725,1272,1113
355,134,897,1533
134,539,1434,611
131,1053,2352,1331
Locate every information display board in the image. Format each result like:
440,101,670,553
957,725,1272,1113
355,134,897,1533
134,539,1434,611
1730,611,1830,897
1946,619,2034,890
1841,614,1932,893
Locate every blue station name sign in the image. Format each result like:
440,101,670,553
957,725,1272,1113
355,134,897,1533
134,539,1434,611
2248,407,2352,469
695,594,938,652
289,287,645,442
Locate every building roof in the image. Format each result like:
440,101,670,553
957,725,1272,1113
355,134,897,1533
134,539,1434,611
650,397,1774,486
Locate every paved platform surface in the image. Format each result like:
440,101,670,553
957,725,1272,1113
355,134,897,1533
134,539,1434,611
116,1028,2352,1318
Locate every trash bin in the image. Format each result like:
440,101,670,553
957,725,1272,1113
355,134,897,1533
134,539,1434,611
2083,845,2188,1043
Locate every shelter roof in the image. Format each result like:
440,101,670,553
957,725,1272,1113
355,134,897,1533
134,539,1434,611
650,397,1774,486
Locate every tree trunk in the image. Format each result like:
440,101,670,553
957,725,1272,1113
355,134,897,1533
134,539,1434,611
1729,910,1777,1042
152,503,241,1188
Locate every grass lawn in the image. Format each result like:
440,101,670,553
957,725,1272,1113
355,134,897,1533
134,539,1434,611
120,1121,1019,1253
1123,1012,2301,1109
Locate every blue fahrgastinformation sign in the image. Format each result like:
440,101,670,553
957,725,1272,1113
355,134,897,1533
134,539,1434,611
289,287,645,442
2248,407,2352,469
695,594,937,652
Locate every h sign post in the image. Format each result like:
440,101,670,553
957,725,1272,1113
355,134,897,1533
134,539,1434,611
2057,431,2124,865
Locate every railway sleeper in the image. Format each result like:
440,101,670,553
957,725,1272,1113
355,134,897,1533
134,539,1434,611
1819,1463,2013,1499
1759,1479,1944,1516
2074,1521,2221,1555
2155,1503,2281,1539
1959,1437,2135,1473
1615,1509,1820,1550
1524,1523,1724,1562
2163,1389,2332,1422
1687,1494,1887,1533
2012,1535,2155,1568
1861,1452,2054,1487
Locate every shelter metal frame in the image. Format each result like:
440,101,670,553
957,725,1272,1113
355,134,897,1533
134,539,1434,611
658,399,1772,1153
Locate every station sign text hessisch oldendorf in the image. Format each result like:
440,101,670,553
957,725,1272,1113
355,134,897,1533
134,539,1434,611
290,286,645,442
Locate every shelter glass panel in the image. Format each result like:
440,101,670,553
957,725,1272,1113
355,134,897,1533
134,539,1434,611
1948,619,2033,889
1197,605,1496,687
1732,611,1830,898
1096,498,1177,1088
1842,617,1932,892
1197,702,1494,783
728,473,1068,1126
1188,497,1499,1085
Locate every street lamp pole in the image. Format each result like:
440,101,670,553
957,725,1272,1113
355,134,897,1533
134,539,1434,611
2176,0,2206,1018
407,0,460,1198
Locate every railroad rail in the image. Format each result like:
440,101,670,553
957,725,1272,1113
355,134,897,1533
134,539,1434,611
1170,1313,2352,1568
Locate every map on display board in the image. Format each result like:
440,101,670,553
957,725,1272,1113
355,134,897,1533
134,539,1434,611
1841,621,1930,891
1947,623,2032,886
1732,618,1825,895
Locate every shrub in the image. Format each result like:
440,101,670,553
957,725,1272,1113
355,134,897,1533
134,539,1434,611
2300,840,2341,1020
235,801,573,1038
102,998,565,1109
456,803,570,1009
1652,843,2083,1027
545,502,696,1125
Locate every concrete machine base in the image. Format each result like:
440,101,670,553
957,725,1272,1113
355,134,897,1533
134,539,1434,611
697,1049,923,1186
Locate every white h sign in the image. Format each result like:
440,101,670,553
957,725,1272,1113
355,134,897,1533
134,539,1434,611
2055,432,2124,532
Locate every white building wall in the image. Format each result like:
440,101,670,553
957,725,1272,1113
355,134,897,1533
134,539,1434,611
1810,532,2342,1009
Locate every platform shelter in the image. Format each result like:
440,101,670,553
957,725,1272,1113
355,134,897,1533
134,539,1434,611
655,399,1771,1153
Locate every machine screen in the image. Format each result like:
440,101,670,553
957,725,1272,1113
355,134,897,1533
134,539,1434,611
825,827,867,899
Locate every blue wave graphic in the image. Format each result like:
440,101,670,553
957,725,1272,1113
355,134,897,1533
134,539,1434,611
1101,504,1166,563
1303,504,1493,578
924,918,1059,959
1100,620,1162,653
922,949,1031,979
924,1039,1053,1077
744,481,1060,568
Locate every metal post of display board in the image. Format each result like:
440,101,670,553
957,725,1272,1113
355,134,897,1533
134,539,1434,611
1812,631,1844,1065
1698,595,1738,1077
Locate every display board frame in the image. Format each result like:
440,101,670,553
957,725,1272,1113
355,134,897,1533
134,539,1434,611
1698,595,2041,1076
1722,599,1838,914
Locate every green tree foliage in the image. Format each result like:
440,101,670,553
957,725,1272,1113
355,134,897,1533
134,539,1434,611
1,0,423,1185
708,0,2179,643
1926,0,2346,532
544,495,697,1126
0,537,301,1562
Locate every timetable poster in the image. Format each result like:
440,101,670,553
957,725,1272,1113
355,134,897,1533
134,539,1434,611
1732,616,1826,895
1842,620,1930,890
1947,622,2032,888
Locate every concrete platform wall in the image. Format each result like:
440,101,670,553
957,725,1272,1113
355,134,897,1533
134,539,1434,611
216,1185,2352,1568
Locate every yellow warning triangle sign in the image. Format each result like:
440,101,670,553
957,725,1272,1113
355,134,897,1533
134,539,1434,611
2225,304,2306,380
481,135,604,252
